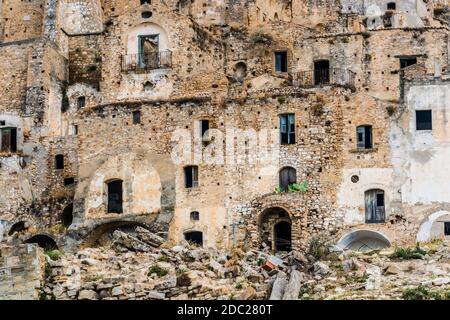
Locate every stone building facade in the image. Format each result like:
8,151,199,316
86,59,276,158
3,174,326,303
1,0,450,253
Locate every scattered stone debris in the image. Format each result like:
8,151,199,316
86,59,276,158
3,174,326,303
36,227,449,300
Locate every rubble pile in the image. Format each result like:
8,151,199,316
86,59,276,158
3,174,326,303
39,227,450,300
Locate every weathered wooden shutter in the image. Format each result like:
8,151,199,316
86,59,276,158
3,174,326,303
280,116,288,144
288,114,295,144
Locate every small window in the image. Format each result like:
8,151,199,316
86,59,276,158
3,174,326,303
141,11,152,18
184,166,199,188
61,204,73,228
400,57,417,69
77,96,86,108
132,110,141,124
140,0,151,4
200,119,209,141
184,231,203,246
55,154,64,169
280,114,295,145
445,222,450,236
274,51,287,72
416,110,432,131
64,177,75,186
0,120,5,126
1,127,17,153
190,211,200,221
387,2,396,10
356,125,373,149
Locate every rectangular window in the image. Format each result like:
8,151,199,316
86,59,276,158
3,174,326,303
184,166,199,188
400,57,417,69
356,125,373,149
132,110,141,124
416,110,432,131
275,51,287,73
190,211,200,221
200,120,210,142
280,114,295,145
64,177,75,186
444,222,450,236
77,96,86,109
139,34,159,67
1,127,17,153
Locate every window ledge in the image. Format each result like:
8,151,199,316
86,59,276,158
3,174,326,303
349,147,378,154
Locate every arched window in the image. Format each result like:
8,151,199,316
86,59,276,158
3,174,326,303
356,125,373,149
365,189,385,223
279,167,296,191
184,166,198,188
184,231,203,246
55,154,64,169
107,179,123,213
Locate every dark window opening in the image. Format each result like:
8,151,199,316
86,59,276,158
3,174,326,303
55,154,64,169
184,231,203,246
190,211,200,221
365,189,385,223
1,127,17,153
314,60,330,85
200,120,210,140
356,125,373,149
279,167,297,191
274,51,287,72
416,110,432,131
387,2,396,10
25,234,58,250
445,222,450,236
280,114,295,145
400,57,417,69
133,110,141,124
184,166,199,188
274,221,292,252
141,11,152,18
140,0,151,4
64,177,75,186
0,121,5,126
77,96,86,108
61,204,73,227
107,179,123,213
8,221,27,236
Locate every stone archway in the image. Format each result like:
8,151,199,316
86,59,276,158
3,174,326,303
258,207,292,252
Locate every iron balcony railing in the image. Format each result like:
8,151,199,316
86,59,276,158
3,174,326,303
121,50,172,72
292,68,356,89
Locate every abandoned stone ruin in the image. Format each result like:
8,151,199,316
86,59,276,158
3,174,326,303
1,0,450,300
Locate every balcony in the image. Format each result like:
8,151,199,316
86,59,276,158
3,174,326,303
121,50,172,73
292,68,356,90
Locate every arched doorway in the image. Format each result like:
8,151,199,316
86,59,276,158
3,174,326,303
258,207,292,252
184,231,203,246
274,221,291,252
61,203,73,227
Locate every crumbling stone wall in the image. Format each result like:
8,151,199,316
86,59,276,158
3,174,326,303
0,244,45,300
